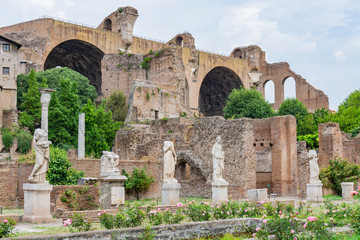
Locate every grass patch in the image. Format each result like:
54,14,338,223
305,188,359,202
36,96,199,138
324,194,342,201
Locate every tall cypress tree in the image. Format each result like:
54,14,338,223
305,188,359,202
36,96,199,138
19,69,41,132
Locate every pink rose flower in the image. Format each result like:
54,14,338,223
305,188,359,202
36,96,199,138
3,219,8,223
303,224,307,229
291,229,295,234
256,227,260,232
177,202,183,207
263,219,267,223
253,233,256,237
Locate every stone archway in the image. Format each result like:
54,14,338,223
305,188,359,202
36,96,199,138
44,40,105,94
199,67,243,116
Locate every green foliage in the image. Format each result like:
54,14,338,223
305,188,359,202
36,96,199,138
47,147,84,185
104,91,127,122
17,67,97,107
56,82,78,145
81,100,122,158
48,79,80,147
64,212,92,232
333,89,360,133
223,88,274,119
278,98,308,119
1,128,14,152
297,134,319,149
350,204,360,234
17,130,33,154
0,218,16,238
140,57,152,70
319,157,360,195
19,69,41,132
118,8,123,13
186,202,212,222
122,167,155,200
161,117,168,123
180,112,187,117
146,92,150,101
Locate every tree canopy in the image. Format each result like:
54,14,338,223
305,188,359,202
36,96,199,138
223,88,274,119
105,91,128,122
17,67,97,109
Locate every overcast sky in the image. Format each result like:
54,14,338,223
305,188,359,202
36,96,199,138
2,0,360,110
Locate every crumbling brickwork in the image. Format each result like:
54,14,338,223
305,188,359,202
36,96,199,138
318,122,360,167
253,116,298,197
297,141,309,198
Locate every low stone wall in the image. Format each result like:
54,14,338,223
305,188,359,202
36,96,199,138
6,218,262,240
51,185,100,214
71,158,162,200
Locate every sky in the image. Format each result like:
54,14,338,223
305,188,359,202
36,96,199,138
2,0,360,110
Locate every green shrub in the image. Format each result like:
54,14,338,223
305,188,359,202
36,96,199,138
47,147,84,185
140,57,152,70
2,131,14,151
17,131,33,154
146,93,150,101
122,167,154,200
64,212,91,232
320,157,360,195
0,218,16,238
297,134,319,149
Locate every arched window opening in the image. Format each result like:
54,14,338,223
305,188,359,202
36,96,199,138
283,77,296,100
175,36,183,47
104,19,112,31
199,67,243,116
264,80,275,104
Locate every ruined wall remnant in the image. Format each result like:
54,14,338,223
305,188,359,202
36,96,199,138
318,122,360,167
253,116,298,197
114,117,256,198
297,141,309,199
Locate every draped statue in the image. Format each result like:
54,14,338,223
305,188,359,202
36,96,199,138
163,141,177,184
28,129,51,183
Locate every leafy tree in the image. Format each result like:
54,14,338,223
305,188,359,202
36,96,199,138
17,130,33,154
105,91,128,122
320,157,360,195
122,167,155,200
48,79,80,146
278,98,308,119
47,146,84,185
223,88,274,119
17,67,97,107
81,100,122,158
18,69,41,132
297,134,319,149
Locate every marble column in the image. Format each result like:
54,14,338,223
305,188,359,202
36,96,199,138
78,113,85,159
39,88,56,134
341,182,354,201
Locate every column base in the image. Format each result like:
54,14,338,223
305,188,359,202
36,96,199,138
212,181,229,204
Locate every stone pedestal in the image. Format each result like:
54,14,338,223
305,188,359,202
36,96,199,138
341,182,354,201
100,175,127,209
306,183,323,201
162,183,181,205
212,181,229,204
247,188,268,202
23,183,53,223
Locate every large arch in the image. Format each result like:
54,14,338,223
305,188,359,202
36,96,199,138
44,39,105,94
199,66,243,116
283,76,296,100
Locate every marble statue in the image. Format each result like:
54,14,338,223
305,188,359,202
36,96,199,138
212,136,226,183
163,141,177,184
100,151,120,174
28,129,51,183
308,150,321,184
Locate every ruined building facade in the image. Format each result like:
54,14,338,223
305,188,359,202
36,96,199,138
0,6,329,125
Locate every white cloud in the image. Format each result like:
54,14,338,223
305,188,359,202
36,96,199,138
29,0,56,10
334,50,346,61
64,0,76,7
218,7,317,55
